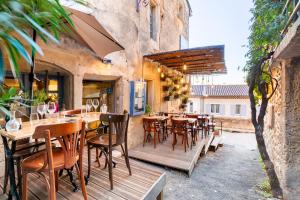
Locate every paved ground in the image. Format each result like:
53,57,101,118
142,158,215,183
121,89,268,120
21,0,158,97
161,132,269,200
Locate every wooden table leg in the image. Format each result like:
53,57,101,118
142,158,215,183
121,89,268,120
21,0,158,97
2,136,20,200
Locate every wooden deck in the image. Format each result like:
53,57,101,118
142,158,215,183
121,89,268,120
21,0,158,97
129,133,214,176
0,151,166,200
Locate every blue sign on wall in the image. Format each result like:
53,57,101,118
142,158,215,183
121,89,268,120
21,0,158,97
129,81,146,116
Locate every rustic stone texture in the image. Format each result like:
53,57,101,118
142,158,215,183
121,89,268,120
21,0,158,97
214,117,254,132
0,0,190,176
265,59,300,200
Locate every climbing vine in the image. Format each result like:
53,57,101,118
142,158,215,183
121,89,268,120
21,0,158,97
244,0,288,198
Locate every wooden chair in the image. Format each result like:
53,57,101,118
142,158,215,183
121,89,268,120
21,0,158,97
0,119,46,196
21,120,87,200
142,118,161,148
186,114,200,143
86,111,131,190
171,119,189,152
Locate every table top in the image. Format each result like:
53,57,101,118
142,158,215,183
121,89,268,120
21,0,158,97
172,117,197,123
0,112,101,141
143,116,169,121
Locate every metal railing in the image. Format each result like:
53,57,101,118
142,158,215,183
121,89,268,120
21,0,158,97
281,0,300,36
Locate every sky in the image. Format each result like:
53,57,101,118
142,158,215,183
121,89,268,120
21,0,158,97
188,0,253,85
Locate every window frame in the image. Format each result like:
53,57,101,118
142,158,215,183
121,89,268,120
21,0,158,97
235,104,242,115
150,3,157,40
211,104,220,114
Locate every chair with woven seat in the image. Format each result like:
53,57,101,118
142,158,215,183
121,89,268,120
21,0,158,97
86,111,131,190
21,120,87,200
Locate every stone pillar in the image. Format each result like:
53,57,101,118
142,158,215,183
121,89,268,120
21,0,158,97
73,74,83,109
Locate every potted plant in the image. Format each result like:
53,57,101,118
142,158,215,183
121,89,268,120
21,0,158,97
182,96,188,104
164,96,172,101
145,104,152,116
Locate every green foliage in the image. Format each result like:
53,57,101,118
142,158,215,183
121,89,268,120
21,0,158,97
32,89,48,106
0,86,19,116
145,104,152,114
245,0,287,86
0,0,73,82
257,178,273,198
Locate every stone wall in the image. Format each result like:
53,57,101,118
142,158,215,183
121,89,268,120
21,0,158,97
0,0,191,176
264,59,300,200
214,117,254,132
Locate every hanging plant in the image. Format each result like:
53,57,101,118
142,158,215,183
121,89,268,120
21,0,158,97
182,90,188,95
174,93,180,99
162,85,170,92
179,104,187,110
182,96,188,104
164,96,172,101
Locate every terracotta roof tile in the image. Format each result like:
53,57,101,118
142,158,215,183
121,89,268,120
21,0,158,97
192,85,249,97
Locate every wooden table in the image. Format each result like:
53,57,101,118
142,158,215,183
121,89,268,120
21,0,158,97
0,112,101,200
143,116,169,121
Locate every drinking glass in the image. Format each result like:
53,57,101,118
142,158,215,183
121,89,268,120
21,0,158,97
30,113,39,126
47,102,56,114
37,102,46,119
92,99,99,112
86,99,92,112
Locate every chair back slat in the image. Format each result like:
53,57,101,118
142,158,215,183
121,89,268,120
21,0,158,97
172,119,188,133
100,111,129,145
33,120,85,169
143,118,158,132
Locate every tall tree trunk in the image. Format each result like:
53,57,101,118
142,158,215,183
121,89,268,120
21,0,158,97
248,56,283,198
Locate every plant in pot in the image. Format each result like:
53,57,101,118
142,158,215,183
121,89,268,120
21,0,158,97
181,96,188,105
145,104,152,116
162,85,170,92
174,93,180,99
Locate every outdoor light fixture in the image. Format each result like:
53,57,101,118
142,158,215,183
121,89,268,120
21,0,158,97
157,66,161,73
103,58,112,64
161,73,165,78
183,64,187,70
180,76,184,83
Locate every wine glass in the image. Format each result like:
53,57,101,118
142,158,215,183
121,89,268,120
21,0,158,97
92,99,99,112
86,99,92,112
30,113,39,126
37,103,46,119
47,102,56,114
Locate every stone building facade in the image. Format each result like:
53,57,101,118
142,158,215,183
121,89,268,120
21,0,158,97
42,0,190,147
264,17,300,200
0,0,191,175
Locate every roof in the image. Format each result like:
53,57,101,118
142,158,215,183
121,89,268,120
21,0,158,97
144,45,226,75
191,85,249,97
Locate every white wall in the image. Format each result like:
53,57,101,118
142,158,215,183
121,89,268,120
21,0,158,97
188,97,251,119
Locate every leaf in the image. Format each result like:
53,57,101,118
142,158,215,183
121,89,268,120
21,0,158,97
13,28,44,56
8,87,17,97
22,13,60,44
0,33,32,64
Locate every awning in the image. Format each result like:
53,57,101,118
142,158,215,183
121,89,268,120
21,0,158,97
144,45,226,74
67,8,124,59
